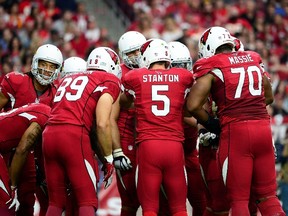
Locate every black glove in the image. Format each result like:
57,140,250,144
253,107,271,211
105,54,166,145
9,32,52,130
201,115,221,135
198,128,219,148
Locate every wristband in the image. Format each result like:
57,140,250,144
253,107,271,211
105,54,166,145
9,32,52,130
202,115,221,135
113,148,124,157
198,128,208,135
104,154,113,163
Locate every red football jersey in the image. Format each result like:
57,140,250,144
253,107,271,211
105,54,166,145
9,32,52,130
0,103,51,152
0,72,57,110
193,50,270,126
122,67,194,143
48,71,121,131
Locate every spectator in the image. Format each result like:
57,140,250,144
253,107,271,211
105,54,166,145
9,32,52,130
160,14,183,42
85,16,101,45
128,10,160,39
41,0,61,21
7,36,24,67
69,26,89,58
6,2,24,29
72,1,89,32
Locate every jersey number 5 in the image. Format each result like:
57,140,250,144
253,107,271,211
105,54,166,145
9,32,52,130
151,85,170,116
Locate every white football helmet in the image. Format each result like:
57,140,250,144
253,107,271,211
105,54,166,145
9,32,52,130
118,31,146,69
87,47,122,78
31,44,63,85
168,41,192,71
198,26,235,58
139,38,171,69
61,57,87,78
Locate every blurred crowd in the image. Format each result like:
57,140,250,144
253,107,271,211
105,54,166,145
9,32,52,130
0,0,288,210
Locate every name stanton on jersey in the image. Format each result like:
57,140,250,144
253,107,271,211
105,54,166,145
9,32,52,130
228,54,254,65
142,74,179,82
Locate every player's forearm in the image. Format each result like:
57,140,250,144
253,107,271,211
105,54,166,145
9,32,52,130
10,150,28,187
10,123,41,186
190,107,209,124
97,124,112,156
111,120,121,150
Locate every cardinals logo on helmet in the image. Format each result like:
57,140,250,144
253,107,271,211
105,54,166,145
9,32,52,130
105,48,119,64
200,28,212,45
234,38,241,51
140,40,153,55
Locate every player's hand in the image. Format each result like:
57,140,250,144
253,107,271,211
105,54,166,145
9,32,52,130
6,186,20,211
102,155,114,189
198,128,218,147
202,115,221,135
113,148,132,171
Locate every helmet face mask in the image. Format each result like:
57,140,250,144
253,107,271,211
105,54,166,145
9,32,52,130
198,26,235,58
139,39,171,69
168,41,192,71
31,44,63,85
118,31,146,69
87,47,122,79
171,62,192,71
122,50,142,68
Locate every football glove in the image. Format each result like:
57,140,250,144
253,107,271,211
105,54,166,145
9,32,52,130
199,128,219,148
113,148,132,171
102,155,114,189
6,186,20,211
202,115,221,135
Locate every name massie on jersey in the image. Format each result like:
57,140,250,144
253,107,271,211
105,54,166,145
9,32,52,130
142,74,179,82
228,54,254,64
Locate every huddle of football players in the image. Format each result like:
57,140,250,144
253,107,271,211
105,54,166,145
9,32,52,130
0,26,285,216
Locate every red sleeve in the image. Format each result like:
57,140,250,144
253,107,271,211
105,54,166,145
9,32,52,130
122,69,138,98
96,74,121,103
0,72,27,98
192,58,214,79
102,80,121,103
30,104,51,129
